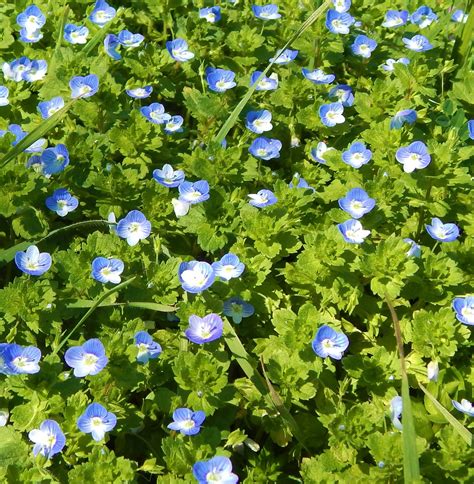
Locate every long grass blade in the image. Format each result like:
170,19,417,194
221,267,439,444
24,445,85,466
418,382,472,446
223,319,308,449
0,100,76,169
385,295,421,482
0,219,109,265
66,300,176,313
53,276,137,355
213,0,331,144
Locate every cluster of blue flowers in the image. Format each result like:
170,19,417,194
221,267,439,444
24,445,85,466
1,0,473,480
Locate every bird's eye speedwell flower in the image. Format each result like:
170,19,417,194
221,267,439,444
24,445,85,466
381,58,410,72
328,84,354,107
248,189,277,208
69,74,99,98
212,253,245,281
45,188,78,216
134,331,162,363
199,6,221,23
452,296,474,326
302,68,335,84
91,257,124,284
140,103,171,124
193,456,239,484
338,219,371,243
382,10,408,27
29,420,66,459
178,180,210,204
166,39,195,62
404,238,421,258
64,24,89,44
319,102,345,127
116,210,152,246
223,297,255,324
270,49,298,64
249,137,282,160
178,261,215,293
425,217,460,242
351,35,377,58
206,67,236,92
395,141,430,173
338,188,375,218
164,115,184,134
390,396,403,430
402,34,433,52
0,343,41,375
250,71,278,91
342,141,372,168
325,10,354,34
126,86,153,98
77,403,117,441
64,338,108,377
0,86,9,106
168,408,206,436
246,110,273,134
390,109,417,129
185,314,224,344
452,399,474,417
410,6,438,29
15,245,52,276
312,325,349,360
153,164,185,188
37,96,65,119
252,4,281,20
89,0,116,27
311,141,334,164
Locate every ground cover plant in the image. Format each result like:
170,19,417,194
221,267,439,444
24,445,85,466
0,0,473,482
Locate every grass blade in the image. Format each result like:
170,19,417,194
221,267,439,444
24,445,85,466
385,295,421,482
223,319,308,450
53,276,137,355
418,382,472,446
66,300,176,313
0,219,110,265
213,0,331,144
0,100,76,169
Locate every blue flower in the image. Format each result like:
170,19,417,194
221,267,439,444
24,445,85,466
302,68,335,84
193,456,238,484
332,0,351,13
270,49,298,65
116,210,152,246
140,103,171,124
404,238,421,258
248,189,277,208
178,180,210,204
69,74,99,98
382,10,408,27
311,141,334,163
246,110,273,134
178,261,215,293
338,188,375,218
168,408,206,436
64,24,89,44
126,86,153,98
289,173,315,191
20,28,43,43
410,6,438,29
64,338,108,377
37,96,64,119
338,219,371,243
328,84,354,108
452,296,474,326
325,10,354,34
22,60,48,81
134,331,162,363
252,4,281,20
41,144,70,175
223,297,254,324
91,257,124,284
1,344,41,375
77,403,117,441
17,5,46,32
249,137,282,160
118,30,144,48
104,34,121,60
166,39,195,62
29,420,65,459
381,58,410,71
451,10,468,23
390,396,403,430
342,142,371,168
395,141,430,173
89,0,116,27
200,6,221,23
206,68,236,92
390,109,417,130
45,188,78,217
425,217,460,242
0,86,8,106
164,115,184,134
2,57,32,82
153,164,185,188
312,325,349,360
402,34,433,52
185,314,223,344
15,245,51,276
452,399,474,417
468,120,474,140
250,71,278,91
427,360,439,382
351,35,377,58
319,102,345,127
212,254,245,281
